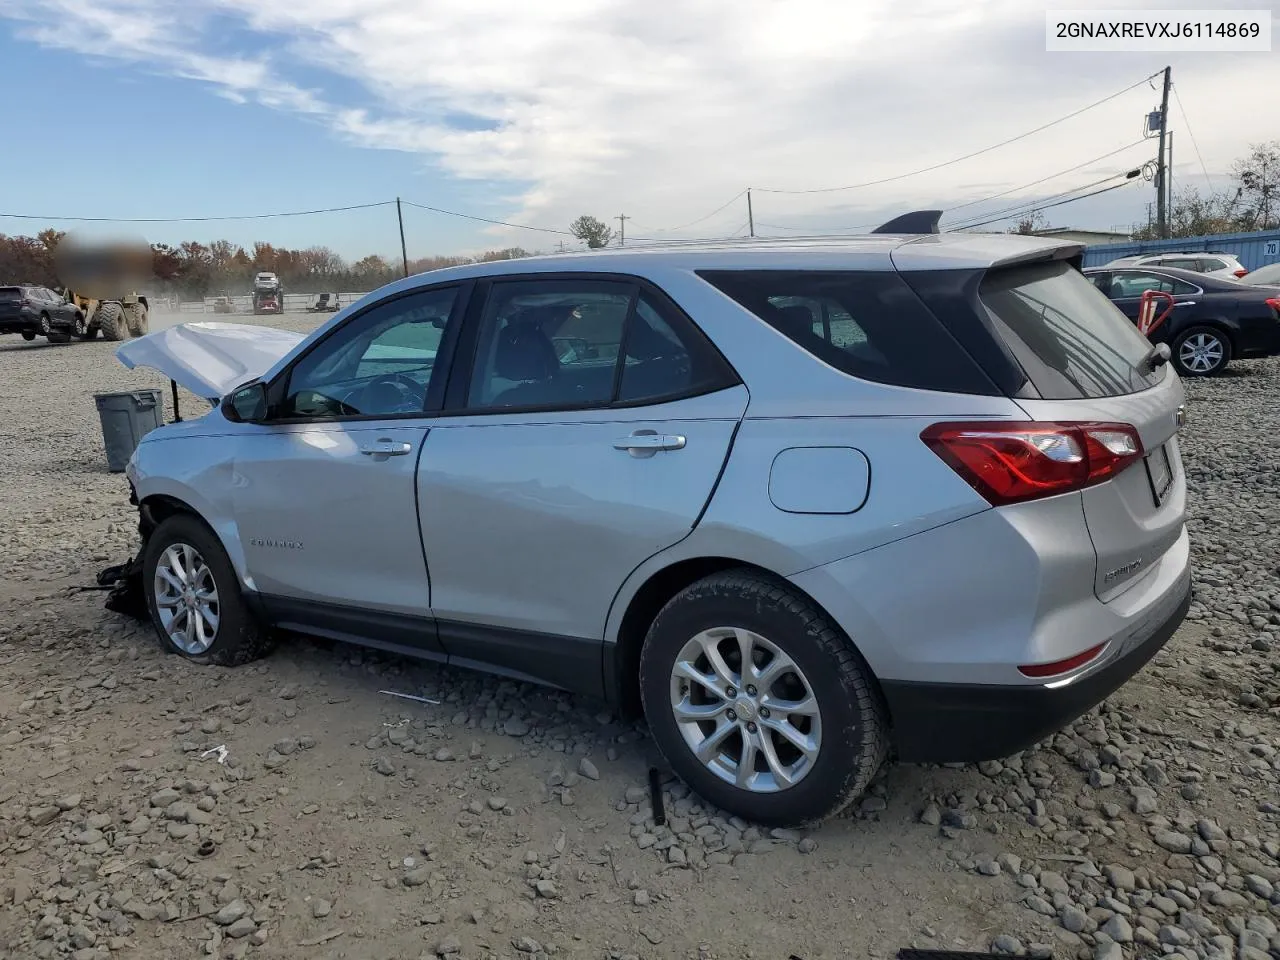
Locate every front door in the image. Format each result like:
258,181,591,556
417,276,747,693
230,283,466,654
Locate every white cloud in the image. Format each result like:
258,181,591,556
3,0,1278,240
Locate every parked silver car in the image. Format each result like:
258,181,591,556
116,222,1192,825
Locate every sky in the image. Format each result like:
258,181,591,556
0,0,1277,263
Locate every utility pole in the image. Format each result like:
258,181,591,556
615,214,629,246
1166,130,1174,226
747,189,755,237
396,197,409,277
1155,65,1172,240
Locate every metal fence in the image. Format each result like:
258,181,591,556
1081,228,1280,271
160,292,372,315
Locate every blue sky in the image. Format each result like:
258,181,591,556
0,0,1277,265
0,24,540,260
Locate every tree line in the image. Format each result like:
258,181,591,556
0,229,537,300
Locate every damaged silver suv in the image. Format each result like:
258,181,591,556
115,215,1192,826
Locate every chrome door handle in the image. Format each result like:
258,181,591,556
612,433,686,452
360,439,413,458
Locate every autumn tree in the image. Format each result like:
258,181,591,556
569,215,613,249
1008,211,1047,235
1234,140,1280,231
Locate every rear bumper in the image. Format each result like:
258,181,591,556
882,573,1191,763
0,314,36,332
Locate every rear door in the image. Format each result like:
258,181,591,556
417,275,746,692
976,262,1186,602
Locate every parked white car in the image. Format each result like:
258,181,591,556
1103,253,1248,281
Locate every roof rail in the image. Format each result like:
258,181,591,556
871,210,942,235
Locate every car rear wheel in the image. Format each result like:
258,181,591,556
1172,326,1231,377
639,570,887,826
143,514,273,666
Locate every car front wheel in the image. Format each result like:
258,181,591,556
143,514,272,666
639,570,887,826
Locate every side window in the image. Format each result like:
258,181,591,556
698,269,994,393
466,279,634,410
1200,258,1227,272
1111,272,1172,298
281,286,459,419
616,294,731,403
1169,277,1199,295
1088,273,1111,294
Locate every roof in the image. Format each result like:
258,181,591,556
381,232,1082,292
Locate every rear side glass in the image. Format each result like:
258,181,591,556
1201,258,1227,271
979,262,1159,400
697,269,997,395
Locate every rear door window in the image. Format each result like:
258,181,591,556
978,261,1160,399
697,270,996,395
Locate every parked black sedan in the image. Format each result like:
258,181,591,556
1085,265,1280,377
0,285,85,343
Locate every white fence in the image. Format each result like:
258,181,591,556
160,292,372,315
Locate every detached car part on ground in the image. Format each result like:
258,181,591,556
110,218,1193,826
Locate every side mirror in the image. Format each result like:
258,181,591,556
223,382,269,423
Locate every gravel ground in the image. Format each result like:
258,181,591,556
1,315,1279,960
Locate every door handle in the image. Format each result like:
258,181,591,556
360,439,413,458
612,433,686,452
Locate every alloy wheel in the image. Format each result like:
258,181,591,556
153,542,221,654
1178,333,1224,373
669,627,822,792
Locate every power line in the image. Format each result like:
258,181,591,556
1171,83,1214,191
949,177,1144,232
945,173,1132,231
400,199,573,236
752,142,1149,235
644,190,748,234
753,71,1162,195
945,140,1148,215
0,202,394,225
945,161,1150,231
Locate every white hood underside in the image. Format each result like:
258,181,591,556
115,322,306,403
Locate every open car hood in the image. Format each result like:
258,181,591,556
116,322,306,404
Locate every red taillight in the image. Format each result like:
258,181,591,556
1234,269,1248,277
1267,297,1280,317
1018,642,1107,678
920,421,1144,506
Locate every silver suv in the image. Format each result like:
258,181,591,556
117,217,1192,826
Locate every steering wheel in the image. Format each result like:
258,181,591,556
359,372,426,413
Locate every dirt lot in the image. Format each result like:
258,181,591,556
2,314,1279,960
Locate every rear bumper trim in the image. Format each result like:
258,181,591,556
882,578,1192,763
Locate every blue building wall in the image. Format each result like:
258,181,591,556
1081,228,1280,271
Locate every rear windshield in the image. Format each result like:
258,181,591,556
697,269,996,394
0,287,22,300
978,262,1159,399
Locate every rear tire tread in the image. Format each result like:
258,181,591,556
639,568,888,826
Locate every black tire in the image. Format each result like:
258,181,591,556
1171,325,1231,377
21,331,35,341
143,514,274,667
639,569,887,826
73,312,96,340
46,330,71,344
96,301,126,342
124,302,148,337
38,313,52,336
